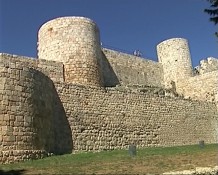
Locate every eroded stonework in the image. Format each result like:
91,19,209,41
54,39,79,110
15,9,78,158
0,16,218,164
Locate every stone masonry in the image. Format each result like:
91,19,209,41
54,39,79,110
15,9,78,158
0,16,218,164
38,17,102,86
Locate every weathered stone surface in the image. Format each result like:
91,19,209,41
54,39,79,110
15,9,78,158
38,17,102,87
101,48,164,87
0,55,72,163
0,16,218,164
157,38,193,89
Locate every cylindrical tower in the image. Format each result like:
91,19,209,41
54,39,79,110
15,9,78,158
37,16,102,87
157,38,193,88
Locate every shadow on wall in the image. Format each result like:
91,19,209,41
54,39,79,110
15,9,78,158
52,86,73,154
0,169,26,175
31,69,73,155
100,51,120,87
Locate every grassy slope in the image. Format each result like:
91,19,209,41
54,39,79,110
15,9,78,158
1,144,218,174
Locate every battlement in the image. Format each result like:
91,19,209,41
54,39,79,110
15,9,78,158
194,57,218,75
0,16,218,164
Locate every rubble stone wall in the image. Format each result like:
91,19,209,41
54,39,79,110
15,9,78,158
195,57,218,75
0,64,53,163
1,53,217,164
37,17,102,86
0,53,64,82
157,38,193,88
177,71,218,102
56,83,218,152
0,54,72,163
1,16,218,165
101,48,164,87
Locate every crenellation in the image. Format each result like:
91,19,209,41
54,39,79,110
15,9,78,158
194,57,218,75
0,16,218,164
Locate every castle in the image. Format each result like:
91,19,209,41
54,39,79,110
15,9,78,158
0,16,218,164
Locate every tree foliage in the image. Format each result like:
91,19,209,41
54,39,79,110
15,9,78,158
204,0,218,37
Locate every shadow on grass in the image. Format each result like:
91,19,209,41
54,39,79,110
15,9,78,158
0,169,25,175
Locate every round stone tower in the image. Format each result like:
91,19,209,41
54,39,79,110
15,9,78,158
157,38,193,88
37,16,102,86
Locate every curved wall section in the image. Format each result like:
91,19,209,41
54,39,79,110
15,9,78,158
0,66,54,163
37,16,102,86
157,38,193,88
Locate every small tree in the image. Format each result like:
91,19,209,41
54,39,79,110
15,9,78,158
204,0,218,37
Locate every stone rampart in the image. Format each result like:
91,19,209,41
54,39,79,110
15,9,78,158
0,16,218,164
177,71,218,102
1,53,217,163
102,48,164,87
0,54,72,163
0,53,64,82
56,83,217,152
194,57,218,75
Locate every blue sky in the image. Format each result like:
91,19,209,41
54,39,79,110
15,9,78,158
0,0,217,67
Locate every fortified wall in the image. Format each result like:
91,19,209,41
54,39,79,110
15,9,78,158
0,16,218,164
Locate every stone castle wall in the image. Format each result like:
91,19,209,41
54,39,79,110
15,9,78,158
0,53,218,163
101,48,164,87
0,54,72,163
177,71,218,102
195,57,218,75
157,38,193,89
38,17,102,86
176,56,218,103
56,83,217,152
0,16,218,164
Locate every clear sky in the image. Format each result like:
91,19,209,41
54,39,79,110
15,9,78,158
0,0,217,67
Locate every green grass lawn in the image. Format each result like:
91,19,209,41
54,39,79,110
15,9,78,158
1,144,218,174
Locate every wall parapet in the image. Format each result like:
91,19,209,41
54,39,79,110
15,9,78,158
177,70,218,102
194,57,218,75
0,54,72,163
0,53,64,83
102,48,164,87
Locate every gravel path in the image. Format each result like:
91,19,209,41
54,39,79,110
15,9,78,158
163,166,218,175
